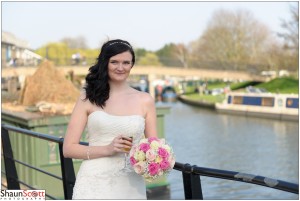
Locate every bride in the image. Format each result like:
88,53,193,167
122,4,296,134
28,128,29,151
63,39,158,199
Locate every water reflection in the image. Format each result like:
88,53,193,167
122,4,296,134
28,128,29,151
161,101,298,199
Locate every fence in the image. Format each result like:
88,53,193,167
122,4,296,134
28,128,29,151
1,124,298,199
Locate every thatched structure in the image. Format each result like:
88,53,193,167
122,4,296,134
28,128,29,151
19,61,80,106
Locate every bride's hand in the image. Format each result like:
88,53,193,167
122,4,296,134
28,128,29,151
107,135,132,155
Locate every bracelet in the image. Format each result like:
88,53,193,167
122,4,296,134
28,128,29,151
87,147,91,160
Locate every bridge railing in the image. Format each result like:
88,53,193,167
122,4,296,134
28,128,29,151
1,124,298,200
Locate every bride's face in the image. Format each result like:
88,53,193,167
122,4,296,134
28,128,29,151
108,51,133,82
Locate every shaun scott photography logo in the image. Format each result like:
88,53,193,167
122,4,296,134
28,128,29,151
0,190,45,200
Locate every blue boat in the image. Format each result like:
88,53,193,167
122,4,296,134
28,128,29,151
162,86,177,102
215,92,298,121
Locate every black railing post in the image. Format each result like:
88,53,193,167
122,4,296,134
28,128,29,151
58,138,76,200
182,163,203,200
1,126,20,189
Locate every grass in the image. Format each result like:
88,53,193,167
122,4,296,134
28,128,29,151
204,81,262,90
181,77,299,104
256,77,299,94
205,81,228,90
229,81,261,90
184,94,225,103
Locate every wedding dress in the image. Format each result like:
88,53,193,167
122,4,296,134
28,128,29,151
72,111,147,199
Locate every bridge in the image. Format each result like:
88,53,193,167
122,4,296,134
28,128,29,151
2,65,267,97
2,65,266,81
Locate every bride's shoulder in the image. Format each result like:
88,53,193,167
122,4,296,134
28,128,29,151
128,87,155,105
76,89,93,107
135,91,155,106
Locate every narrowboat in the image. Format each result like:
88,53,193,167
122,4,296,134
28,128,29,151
215,92,299,121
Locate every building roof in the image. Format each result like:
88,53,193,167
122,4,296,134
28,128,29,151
2,31,29,49
23,49,43,59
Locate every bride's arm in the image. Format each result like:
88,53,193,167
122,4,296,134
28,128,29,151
143,93,158,138
63,96,127,159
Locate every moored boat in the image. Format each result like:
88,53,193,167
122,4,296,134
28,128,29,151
162,86,177,102
215,92,299,121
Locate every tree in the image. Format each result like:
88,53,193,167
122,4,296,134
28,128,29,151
61,35,88,49
135,48,147,63
35,42,99,66
35,42,69,65
191,9,271,71
278,3,299,74
137,52,162,66
174,43,189,68
156,43,177,66
156,43,188,67
279,4,299,51
264,40,287,74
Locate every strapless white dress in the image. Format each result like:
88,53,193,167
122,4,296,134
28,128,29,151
72,111,147,199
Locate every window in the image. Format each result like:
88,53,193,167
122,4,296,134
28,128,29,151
233,96,243,104
262,97,274,107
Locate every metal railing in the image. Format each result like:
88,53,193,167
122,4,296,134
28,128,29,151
1,124,298,199
174,163,298,199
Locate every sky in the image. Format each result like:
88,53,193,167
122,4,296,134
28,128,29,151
2,1,298,51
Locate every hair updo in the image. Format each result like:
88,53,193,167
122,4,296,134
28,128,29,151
84,39,135,108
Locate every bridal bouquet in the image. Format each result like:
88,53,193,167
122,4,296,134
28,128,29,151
129,137,175,182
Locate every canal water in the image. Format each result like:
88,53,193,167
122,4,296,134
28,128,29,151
159,101,298,199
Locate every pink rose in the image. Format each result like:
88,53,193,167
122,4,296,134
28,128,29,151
146,150,156,162
148,137,159,143
133,161,146,175
130,156,137,166
139,143,150,152
158,147,169,158
159,160,170,170
148,162,160,176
